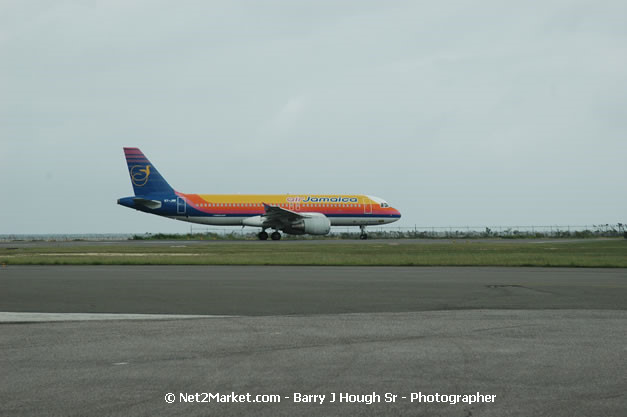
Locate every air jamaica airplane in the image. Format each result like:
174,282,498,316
118,147,401,240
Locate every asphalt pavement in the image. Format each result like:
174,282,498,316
1,265,625,416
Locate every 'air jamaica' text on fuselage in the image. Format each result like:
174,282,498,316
290,196,359,203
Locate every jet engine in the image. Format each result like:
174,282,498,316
283,213,331,235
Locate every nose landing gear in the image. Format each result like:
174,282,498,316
359,225,368,240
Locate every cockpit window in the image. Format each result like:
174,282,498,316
380,203,389,208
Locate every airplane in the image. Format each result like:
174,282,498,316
117,147,401,240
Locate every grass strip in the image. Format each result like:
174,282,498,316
1,240,625,267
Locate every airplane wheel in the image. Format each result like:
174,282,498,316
360,233,368,240
258,231,268,240
271,231,281,241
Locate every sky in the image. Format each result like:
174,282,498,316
1,0,626,234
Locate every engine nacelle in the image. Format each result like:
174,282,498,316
242,215,264,227
283,213,331,235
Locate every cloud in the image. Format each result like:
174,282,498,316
265,96,307,133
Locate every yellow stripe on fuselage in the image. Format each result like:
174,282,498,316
193,194,371,204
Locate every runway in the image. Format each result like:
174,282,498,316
1,266,626,315
1,266,626,416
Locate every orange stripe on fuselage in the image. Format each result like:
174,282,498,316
177,194,393,216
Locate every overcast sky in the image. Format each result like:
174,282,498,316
1,0,625,234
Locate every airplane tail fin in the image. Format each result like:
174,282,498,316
123,147,174,196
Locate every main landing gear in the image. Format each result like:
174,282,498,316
359,225,368,240
257,230,282,241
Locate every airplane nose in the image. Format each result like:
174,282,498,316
393,208,401,218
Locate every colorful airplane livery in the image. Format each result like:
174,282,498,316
118,148,401,240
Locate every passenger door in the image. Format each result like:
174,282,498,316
177,197,186,214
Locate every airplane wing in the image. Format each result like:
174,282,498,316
261,203,304,227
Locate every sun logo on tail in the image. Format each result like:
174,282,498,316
130,165,151,186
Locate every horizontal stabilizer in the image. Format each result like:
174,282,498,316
133,198,162,210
